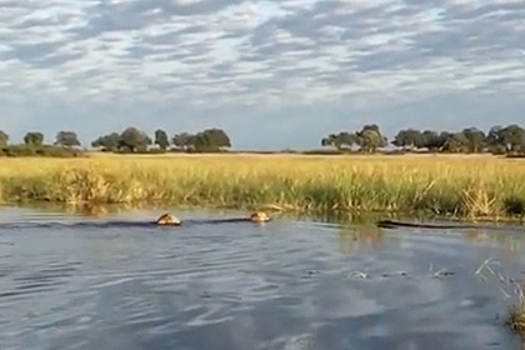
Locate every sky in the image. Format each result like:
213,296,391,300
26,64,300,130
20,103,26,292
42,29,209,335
0,0,524,150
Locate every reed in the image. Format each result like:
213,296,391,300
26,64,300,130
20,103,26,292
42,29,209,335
507,291,525,338
0,153,524,219
475,258,525,338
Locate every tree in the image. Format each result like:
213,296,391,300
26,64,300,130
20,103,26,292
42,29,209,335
487,126,503,152
91,132,121,151
24,132,44,147
322,125,386,153
191,128,231,150
321,132,358,150
486,125,525,153
0,130,8,147
55,131,81,148
501,125,525,153
438,132,453,150
356,124,387,152
442,133,469,153
172,132,192,150
339,132,358,149
461,127,486,153
321,134,339,148
171,129,231,151
154,129,169,151
119,127,152,152
392,129,424,150
421,130,442,151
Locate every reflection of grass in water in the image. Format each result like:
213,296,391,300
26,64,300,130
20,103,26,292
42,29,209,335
13,201,144,217
338,225,384,254
464,230,525,260
269,210,385,254
1,154,525,219
282,210,390,225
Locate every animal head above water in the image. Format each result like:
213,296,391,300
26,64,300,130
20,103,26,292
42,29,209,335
156,213,181,226
250,211,271,223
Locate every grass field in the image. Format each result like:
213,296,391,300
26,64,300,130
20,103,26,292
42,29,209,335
0,153,524,220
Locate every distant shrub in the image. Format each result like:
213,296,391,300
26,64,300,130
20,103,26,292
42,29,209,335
301,149,345,155
117,148,167,155
185,147,230,154
505,154,525,159
0,145,84,158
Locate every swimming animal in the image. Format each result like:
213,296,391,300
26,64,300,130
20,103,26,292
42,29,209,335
250,211,271,223
155,212,270,226
156,213,181,226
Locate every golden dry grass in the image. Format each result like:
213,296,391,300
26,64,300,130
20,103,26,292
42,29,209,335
0,153,524,219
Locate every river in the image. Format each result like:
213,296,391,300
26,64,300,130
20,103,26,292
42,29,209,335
0,207,524,350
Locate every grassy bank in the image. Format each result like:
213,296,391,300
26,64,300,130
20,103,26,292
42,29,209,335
0,154,524,220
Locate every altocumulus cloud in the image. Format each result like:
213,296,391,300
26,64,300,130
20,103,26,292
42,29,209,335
0,0,524,149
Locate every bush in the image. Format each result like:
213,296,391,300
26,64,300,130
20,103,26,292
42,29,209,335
0,145,84,158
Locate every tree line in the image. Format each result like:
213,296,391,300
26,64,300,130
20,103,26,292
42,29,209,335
91,127,231,152
321,124,525,154
1,123,525,156
0,127,232,154
0,130,83,157
0,127,232,156
0,130,81,148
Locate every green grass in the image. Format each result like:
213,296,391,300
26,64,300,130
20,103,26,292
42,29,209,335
0,153,525,220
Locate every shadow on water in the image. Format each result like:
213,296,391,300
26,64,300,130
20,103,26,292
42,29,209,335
2,205,525,349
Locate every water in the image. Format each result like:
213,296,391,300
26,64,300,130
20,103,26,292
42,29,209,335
0,207,525,350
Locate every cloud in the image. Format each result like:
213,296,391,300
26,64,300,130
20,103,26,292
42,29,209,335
0,0,523,148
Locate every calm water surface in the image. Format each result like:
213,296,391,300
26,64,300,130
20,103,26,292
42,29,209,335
1,207,525,350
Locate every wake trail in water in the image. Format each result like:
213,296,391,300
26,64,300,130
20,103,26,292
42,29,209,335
0,218,258,231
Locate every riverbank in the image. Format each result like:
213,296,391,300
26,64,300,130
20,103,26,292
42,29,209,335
0,154,524,220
